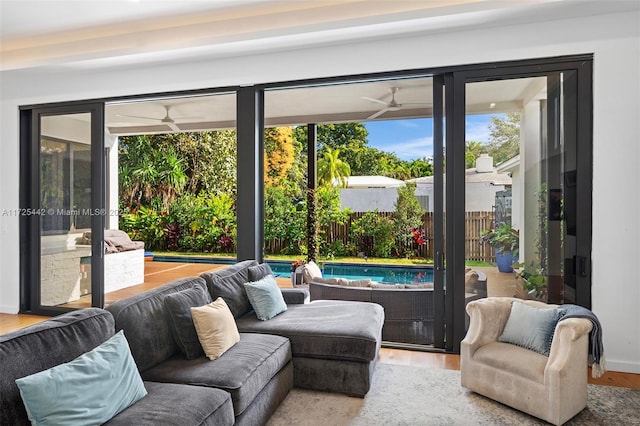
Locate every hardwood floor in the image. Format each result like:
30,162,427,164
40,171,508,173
1,261,638,390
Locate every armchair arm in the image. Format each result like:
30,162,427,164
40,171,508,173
281,288,309,305
545,317,593,376
461,297,514,354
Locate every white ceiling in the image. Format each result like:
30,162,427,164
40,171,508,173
4,0,635,72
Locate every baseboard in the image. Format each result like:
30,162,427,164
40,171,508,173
0,305,19,314
605,360,640,374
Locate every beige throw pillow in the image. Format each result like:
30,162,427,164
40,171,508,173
191,298,240,360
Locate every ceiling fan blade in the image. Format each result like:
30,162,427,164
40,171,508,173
116,113,162,122
360,96,389,106
366,108,390,120
171,115,206,121
167,121,181,132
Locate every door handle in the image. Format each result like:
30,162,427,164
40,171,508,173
576,256,587,277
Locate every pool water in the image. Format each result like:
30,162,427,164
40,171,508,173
151,256,434,285
268,262,433,285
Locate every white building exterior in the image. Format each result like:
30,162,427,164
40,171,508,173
339,176,405,212
408,154,512,212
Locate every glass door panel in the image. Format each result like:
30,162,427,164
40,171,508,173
463,72,581,322
39,113,94,308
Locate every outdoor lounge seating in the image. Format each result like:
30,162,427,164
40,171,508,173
461,297,593,425
309,264,487,345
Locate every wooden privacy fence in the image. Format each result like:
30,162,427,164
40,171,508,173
266,210,496,262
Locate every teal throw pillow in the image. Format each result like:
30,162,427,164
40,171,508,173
498,301,562,356
244,274,287,320
15,330,147,425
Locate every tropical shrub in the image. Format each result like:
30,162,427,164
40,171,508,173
351,211,395,258
264,186,306,255
316,186,351,255
169,192,236,253
120,206,170,251
392,183,425,257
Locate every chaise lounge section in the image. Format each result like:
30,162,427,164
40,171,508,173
201,260,385,396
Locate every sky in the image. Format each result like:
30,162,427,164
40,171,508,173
363,114,500,161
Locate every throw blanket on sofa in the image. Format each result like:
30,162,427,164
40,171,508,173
560,304,606,378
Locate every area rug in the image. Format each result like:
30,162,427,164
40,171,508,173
267,364,640,426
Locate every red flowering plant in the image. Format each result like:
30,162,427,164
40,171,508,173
290,259,304,272
410,227,426,245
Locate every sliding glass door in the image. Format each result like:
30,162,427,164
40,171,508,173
21,104,105,314
449,59,592,348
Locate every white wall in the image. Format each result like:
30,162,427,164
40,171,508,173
339,188,399,213
1,11,639,373
414,182,507,212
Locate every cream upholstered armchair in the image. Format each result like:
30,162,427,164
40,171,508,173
461,297,593,426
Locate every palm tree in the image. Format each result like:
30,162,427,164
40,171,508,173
156,149,187,209
318,147,351,187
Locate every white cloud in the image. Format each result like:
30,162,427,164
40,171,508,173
374,136,434,161
465,119,491,143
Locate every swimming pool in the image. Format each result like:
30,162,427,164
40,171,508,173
152,256,434,285
268,261,433,285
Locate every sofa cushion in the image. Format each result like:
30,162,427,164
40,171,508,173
236,300,384,362
141,333,291,417
0,308,115,426
200,260,258,318
106,277,208,371
244,275,287,320
499,300,562,356
16,330,147,426
191,298,240,360
248,262,274,282
105,381,234,426
164,284,212,359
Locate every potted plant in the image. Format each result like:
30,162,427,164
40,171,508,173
481,224,519,272
514,263,547,301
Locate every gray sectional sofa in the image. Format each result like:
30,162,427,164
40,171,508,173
0,308,236,426
1,259,384,425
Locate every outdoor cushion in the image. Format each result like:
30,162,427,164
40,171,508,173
235,300,384,362
316,277,372,287
16,331,147,426
105,381,234,426
191,298,240,360
164,284,212,359
200,260,258,318
141,333,291,417
302,261,323,282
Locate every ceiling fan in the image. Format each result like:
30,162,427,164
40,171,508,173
116,104,203,132
361,87,429,120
